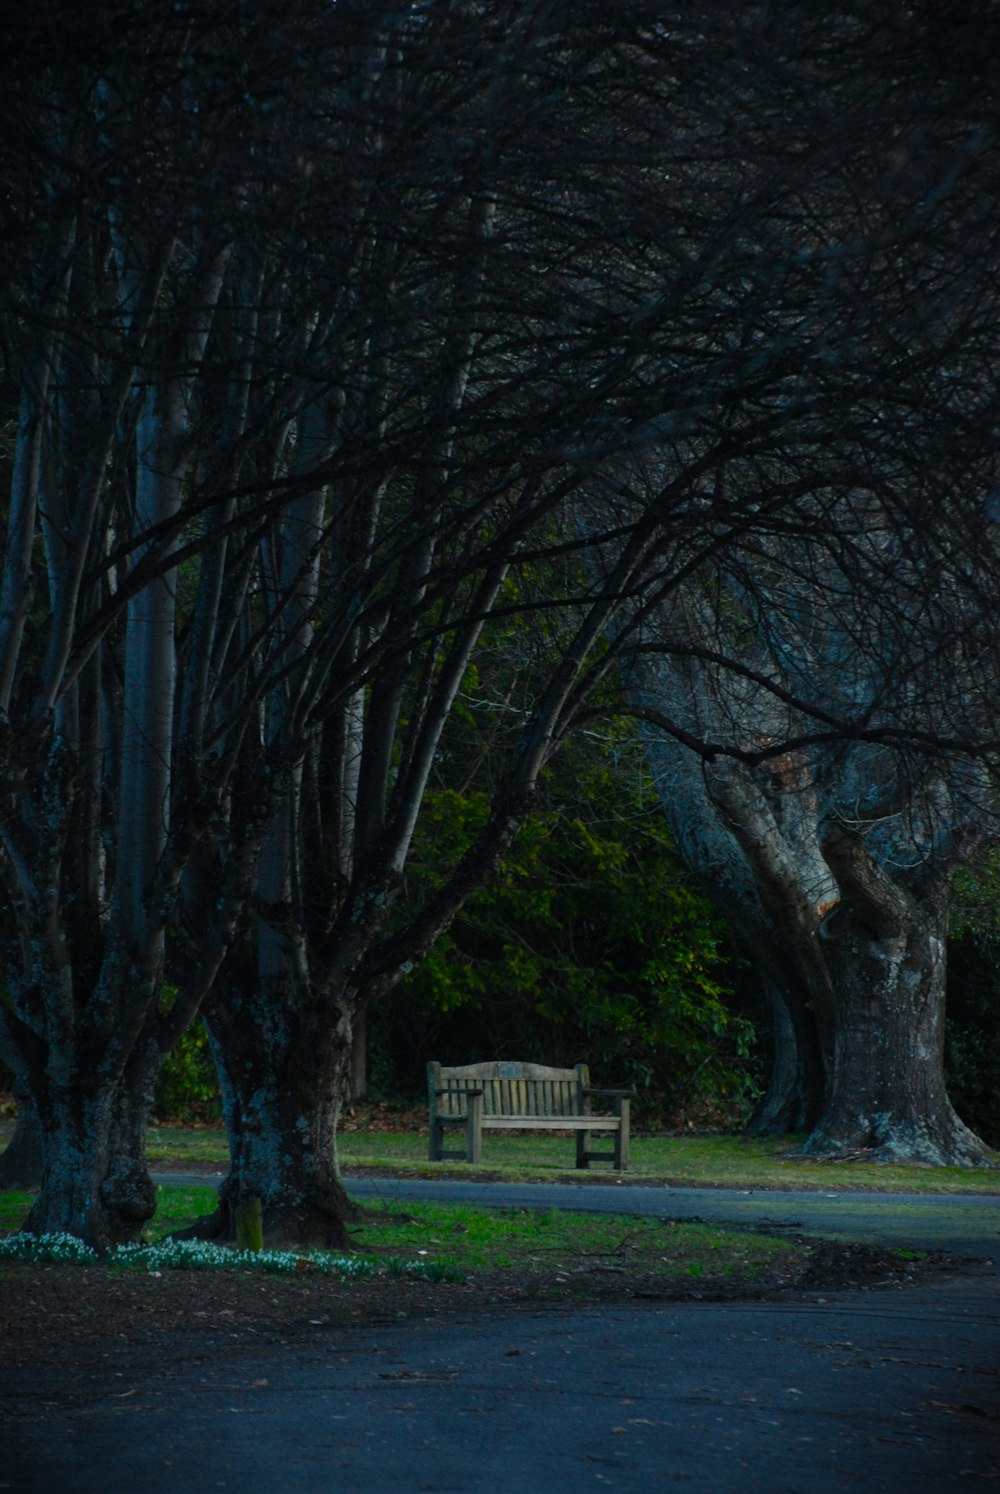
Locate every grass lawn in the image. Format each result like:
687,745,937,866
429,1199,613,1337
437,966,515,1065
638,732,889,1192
2,1114,996,1266
349,1198,805,1281
3,1118,989,1288
0,1181,808,1286
142,1119,1000,1193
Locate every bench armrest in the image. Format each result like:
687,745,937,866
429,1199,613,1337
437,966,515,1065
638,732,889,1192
434,1087,484,1098
583,1087,635,1099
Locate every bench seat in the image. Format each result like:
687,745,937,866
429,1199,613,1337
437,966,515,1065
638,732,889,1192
427,1060,632,1169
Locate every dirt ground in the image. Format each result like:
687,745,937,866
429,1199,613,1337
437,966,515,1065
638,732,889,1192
2,1230,963,1384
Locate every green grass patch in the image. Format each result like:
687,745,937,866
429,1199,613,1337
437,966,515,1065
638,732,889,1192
67,1121,1000,1192
350,1199,800,1283
0,1184,801,1288
145,1124,229,1166
0,1183,221,1242
335,1126,999,1193
0,1189,32,1235
148,1183,218,1238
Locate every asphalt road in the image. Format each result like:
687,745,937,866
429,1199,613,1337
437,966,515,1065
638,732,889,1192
8,1177,999,1493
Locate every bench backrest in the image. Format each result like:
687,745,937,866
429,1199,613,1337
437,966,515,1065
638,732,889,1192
428,1060,590,1119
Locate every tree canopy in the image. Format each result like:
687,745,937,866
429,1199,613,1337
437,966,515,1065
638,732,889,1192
2,0,998,1247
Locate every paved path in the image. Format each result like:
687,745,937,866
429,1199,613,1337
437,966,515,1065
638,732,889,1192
345,1175,1000,1261
8,1177,999,1492
157,1170,1000,1261
8,1279,999,1492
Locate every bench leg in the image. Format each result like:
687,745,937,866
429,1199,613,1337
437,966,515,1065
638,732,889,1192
575,1128,591,1169
465,1091,483,1164
429,1120,443,1162
613,1097,630,1170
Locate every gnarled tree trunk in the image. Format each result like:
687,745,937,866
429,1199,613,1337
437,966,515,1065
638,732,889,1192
800,895,985,1165
635,677,993,1166
24,1076,157,1251
195,982,360,1251
18,969,163,1251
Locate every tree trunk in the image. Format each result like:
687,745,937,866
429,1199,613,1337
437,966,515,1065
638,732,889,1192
99,1053,160,1238
800,906,987,1165
198,987,360,1251
23,1091,114,1250
349,1005,368,1103
22,1062,157,1252
744,980,824,1137
9,930,163,1250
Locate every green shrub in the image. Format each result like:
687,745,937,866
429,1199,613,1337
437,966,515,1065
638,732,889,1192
382,728,758,1127
153,1018,221,1122
947,854,1000,1148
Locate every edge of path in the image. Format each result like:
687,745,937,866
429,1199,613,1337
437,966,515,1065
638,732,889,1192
152,1169,999,1262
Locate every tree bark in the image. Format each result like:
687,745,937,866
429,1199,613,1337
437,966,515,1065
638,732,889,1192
349,1005,368,1103
99,1053,160,1239
7,894,164,1250
197,983,360,1251
743,979,824,1137
636,656,993,1165
799,903,987,1165
22,1062,157,1252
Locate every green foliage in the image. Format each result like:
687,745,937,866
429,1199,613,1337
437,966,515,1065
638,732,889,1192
389,717,757,1126
947,852,1000,1147
951,851,1000,944
152,1017,221,1123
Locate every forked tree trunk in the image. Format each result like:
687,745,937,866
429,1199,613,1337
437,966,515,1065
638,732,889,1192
800,904,987,1165
640,704,989,1165
197,986,360,1251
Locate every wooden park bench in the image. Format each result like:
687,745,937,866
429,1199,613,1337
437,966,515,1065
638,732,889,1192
427,1060,632,1170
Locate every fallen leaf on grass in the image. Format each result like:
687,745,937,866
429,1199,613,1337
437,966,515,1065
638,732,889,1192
928,1401,996,1422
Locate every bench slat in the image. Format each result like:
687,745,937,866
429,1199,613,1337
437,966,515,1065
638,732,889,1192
477,1115,621,1131
428,1059,631,1169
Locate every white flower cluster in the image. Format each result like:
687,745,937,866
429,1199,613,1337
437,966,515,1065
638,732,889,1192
0,1232,98,1264
115,1238,379,1277
0,1231,460,1282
